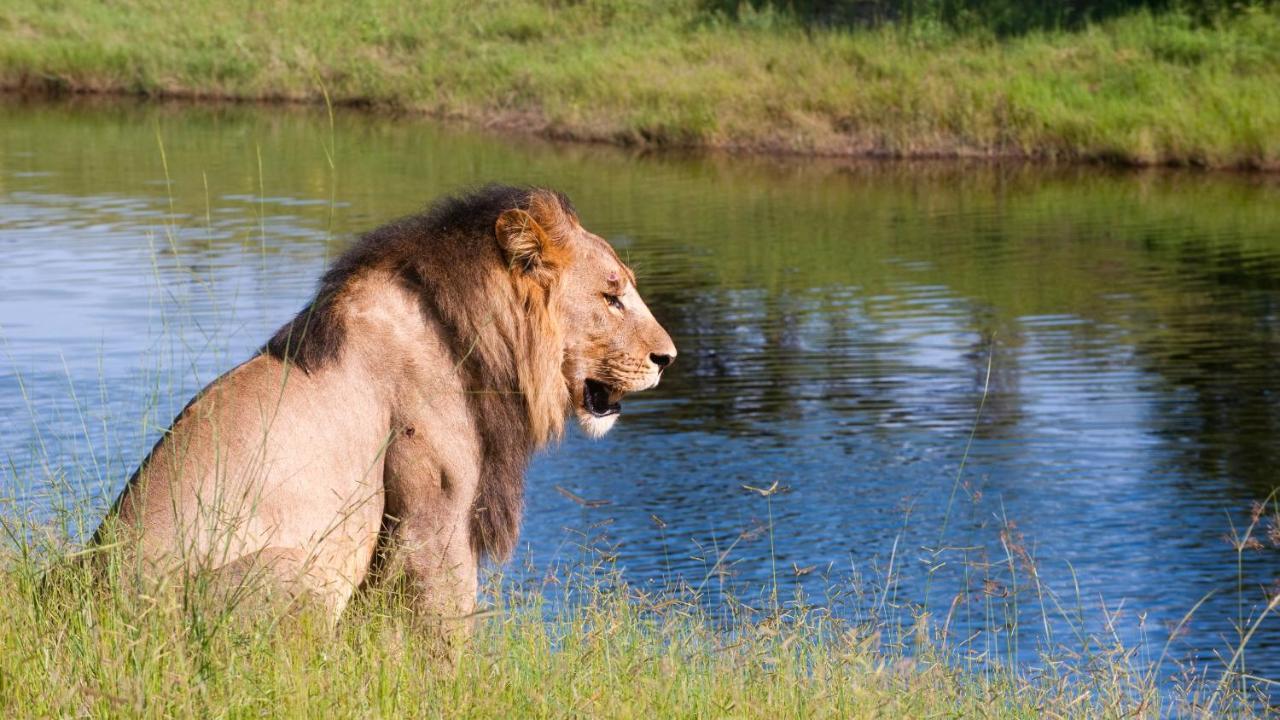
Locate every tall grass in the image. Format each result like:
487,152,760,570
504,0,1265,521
2,488,1278,717
1,0,1278,168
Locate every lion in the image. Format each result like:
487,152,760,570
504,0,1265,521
94,184,676,628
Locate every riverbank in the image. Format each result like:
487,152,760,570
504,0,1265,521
1,539,1271,719
1,1,1278,169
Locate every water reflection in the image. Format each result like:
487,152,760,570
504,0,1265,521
2,98,1279,683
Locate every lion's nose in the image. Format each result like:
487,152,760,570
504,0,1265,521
650,353,674,370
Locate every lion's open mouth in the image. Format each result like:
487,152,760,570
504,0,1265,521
583,379,621,417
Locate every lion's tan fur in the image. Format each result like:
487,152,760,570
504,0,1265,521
96,185,677,629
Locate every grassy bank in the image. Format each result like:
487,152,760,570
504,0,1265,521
1,1,1278,168
2,484,1277,717
0,540,1273,719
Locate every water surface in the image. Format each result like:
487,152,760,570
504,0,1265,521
2,99,1279,684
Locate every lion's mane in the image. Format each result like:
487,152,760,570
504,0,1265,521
264,184,577,560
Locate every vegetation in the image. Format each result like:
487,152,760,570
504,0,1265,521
1,0,1278,168
1,506,1277,719
717,0,1273,34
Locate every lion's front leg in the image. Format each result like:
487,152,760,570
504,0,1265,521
381,409,486,646
373,479,483,653
396,509,478,622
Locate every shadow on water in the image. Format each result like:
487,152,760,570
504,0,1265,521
2,96,1280,686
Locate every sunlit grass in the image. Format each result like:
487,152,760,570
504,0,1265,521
0,512,1274,718
1,422,1277,719
0,1,1277,168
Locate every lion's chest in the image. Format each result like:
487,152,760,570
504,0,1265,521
383,403,483,516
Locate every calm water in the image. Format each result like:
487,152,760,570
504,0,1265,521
2,99,1279,684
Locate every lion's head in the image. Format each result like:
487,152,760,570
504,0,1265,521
494,191,676,439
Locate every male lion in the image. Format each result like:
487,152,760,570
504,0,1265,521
95,185,676,626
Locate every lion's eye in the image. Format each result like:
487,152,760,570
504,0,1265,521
604,293,624,311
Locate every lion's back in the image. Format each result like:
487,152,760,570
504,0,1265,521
107,353,389,572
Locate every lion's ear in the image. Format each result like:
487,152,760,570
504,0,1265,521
496,208,561,284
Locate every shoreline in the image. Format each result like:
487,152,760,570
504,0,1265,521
2,2,1277,172
9,83,1275,174
6,81,1046,160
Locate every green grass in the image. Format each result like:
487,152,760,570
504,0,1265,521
1,489,1277,718
0,543,1263,718
1,1,1278,168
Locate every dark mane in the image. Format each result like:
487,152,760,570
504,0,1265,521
263,183,577,561
265,184,564,372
